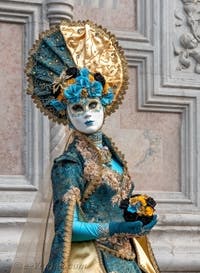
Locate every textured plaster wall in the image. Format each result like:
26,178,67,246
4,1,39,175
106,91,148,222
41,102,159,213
0,22,24,175
104,68,181,192
73,1,181,193
74,0,136,31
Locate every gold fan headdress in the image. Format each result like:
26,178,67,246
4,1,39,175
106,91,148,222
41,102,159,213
26,20,128,125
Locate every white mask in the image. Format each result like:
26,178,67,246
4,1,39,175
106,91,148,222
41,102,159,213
67,98,104,134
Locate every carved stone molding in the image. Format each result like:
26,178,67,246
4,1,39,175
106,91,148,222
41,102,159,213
0,2,51,272
117,0,200,214
119,1,200,270
46,0,74,25
121,49,198,214
174,0,200,74
106,0,154,43
158,0,200,87
0,0,50,200
151,214,200,271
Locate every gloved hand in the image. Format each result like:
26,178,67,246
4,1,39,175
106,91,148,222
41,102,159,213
139,215,157,235
109,221,143,236
143,215,157,232
109,215,158,236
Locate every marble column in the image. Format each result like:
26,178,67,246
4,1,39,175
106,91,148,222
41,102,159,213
46,0,75,159
46,0,74,25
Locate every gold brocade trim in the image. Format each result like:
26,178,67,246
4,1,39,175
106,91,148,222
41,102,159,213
61,196,77,273
62,187,81,204
102,165,132,204
104,136,129,174
102,134,132,183
74,131,133,203
94,242,108,273
60,20,129,117
97,243,135,261
74,131,103,202
133,236,160,273
61,187,82,272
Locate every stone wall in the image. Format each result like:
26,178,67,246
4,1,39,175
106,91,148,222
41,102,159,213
0,0,199,272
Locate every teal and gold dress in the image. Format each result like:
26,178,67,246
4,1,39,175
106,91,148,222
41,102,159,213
20,19,160,273
43,132,159,273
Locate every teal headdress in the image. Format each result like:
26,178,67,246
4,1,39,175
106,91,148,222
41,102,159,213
26,20,128,125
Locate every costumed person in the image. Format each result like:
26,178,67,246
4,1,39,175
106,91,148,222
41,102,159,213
16,20,160,273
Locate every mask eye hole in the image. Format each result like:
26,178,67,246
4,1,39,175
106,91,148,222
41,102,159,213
88,101,98,109
71,104,84,112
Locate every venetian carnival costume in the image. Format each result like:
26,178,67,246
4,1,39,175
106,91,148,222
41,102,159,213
11,21,160,273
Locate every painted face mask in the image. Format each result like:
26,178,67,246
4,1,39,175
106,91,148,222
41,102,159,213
67,98,104,134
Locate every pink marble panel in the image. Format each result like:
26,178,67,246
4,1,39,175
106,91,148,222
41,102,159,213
0,23,24,175
73,0,136,31
104,68,181,192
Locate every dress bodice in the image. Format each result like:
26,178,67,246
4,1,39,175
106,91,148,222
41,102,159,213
82,156,124,222
82,179,124,223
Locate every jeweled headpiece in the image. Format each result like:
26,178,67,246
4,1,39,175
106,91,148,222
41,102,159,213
26,20,128,125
